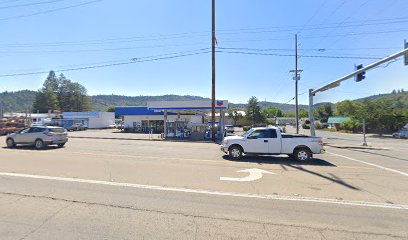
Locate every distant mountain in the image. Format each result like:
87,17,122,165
354,90,408,109
229,101,332,112
91,94,210,111
1,89,406,113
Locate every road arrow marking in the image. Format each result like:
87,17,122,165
220,168,275,182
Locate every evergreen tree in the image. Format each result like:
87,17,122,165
246,96,265,125
32,71,91,113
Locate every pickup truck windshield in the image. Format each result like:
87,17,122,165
242,128,254,138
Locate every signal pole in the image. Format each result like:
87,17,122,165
211,0,216,141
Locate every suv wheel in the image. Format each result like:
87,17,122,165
34,139,45,150
6,138,15,148
229,146,243,160
294,148,311,161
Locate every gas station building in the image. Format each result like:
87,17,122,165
115,100,228,140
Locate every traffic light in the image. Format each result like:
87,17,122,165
355,64,365,82
404,40,408,66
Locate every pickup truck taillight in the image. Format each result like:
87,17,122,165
318,140,324,146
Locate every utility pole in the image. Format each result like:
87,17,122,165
289,34,302,134
295,34,298,134
211,0,216,141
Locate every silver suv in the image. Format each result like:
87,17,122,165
6,126,68,149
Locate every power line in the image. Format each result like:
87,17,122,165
0,0,104,22
217,19,408,36
0,49,211,78
216,50,385,60
216,47,390,57
217,16,408,32
1,16,407,48
311,0,370,48
0,0,66,10
0,0,28,5
220,28,408,43
0,42,209,55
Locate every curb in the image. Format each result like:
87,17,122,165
69,136,219,144
325,144,389,150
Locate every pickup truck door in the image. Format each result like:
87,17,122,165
267,129,281,154
245,129,270,153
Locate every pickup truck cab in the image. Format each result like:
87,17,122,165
221,127,324,161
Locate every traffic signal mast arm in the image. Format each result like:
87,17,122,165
312,48,408,95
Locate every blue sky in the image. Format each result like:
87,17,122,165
0,0,407,105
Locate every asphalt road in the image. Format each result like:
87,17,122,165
0,132,407,239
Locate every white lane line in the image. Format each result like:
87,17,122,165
1,172,407,210
327,151,408,177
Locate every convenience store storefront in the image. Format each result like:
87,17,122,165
116,100,228,140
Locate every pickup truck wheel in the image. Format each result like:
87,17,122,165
294,148,311,161
6,138,15,148
229,146,243,160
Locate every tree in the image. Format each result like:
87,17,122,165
32,71,91,113
335,100,360,117
262,106,283,118
246,96,265,125
33,71,60,113
314,104,333,123
228,108,243,126
298,109,309,118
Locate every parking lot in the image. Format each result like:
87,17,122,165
0,131,407,239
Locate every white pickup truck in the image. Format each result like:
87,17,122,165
220,127,325,161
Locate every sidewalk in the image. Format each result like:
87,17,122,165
68,129,163,141
67,129,218,143
284,126,389,150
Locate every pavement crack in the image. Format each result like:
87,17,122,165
193,216,198,240
18,202,72,240
263,223,271,240
318,229,327,240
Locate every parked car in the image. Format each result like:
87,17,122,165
225,125,234,133
220,127,325,161
6,126,68,149
65,123,87,131
392,129,408,138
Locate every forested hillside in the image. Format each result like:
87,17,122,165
0,90,36,113
92,95,210,111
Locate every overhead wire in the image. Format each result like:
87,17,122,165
0,0,66,10
0,16,407,48
311,0,370,48
0,0,104,22
216,50,385,60
0,48,211,78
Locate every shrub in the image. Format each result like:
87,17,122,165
315,122,323,129
339,119,360,133
243,126,252,131
302,124,310,129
